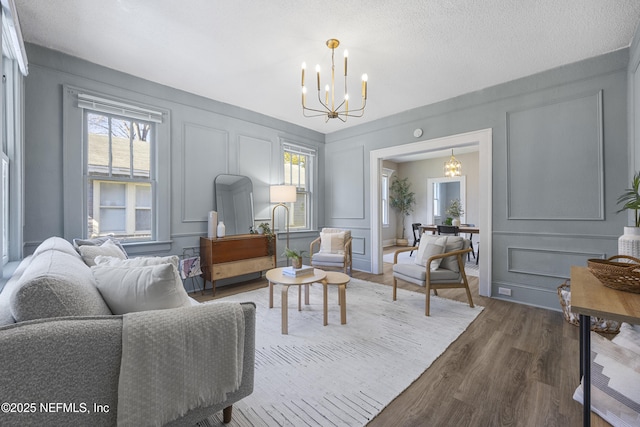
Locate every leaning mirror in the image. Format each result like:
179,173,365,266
427,176,466,225
214,174,254,235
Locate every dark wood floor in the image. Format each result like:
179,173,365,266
193,247,607,427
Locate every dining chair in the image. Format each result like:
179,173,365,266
460,223,476,261
437,225,459,236
410,223,422,256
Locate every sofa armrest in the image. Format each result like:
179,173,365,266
0,315,123,426
0,302,257,427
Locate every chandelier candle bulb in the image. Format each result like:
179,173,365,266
301,62,305,86
316,65,320,91
361,74,368,99
344,50,348,76
325,84,329,105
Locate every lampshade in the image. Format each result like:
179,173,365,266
270,185,296,203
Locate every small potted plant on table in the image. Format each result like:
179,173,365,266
283,248,306,269
445,199,464,226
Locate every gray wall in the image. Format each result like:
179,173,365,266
23,44,325,270
325,49,629,310
630,22,640,195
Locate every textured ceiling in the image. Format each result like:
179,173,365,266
13,0,640,135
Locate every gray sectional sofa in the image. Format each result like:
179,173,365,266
0,237,255,426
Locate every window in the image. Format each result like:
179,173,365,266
85,111,154,241
433,181,440,218
381,168,393,227
1,153,7,264
283,143,315,231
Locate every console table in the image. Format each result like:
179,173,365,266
570,266,640,426
200,234,276,295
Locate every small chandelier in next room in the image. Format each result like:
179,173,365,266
301,38,368,122
444,150,462,177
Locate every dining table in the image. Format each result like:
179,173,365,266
419,224,480,235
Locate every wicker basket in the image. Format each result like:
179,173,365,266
557,281,620,333
587,255,640,294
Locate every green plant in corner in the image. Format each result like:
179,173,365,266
617,171,640,227
389,177,416,240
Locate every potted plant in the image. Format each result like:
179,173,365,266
283,247,306,269
617,171,640,258
389,177,416,246
445,199,464,226
257,222,272,235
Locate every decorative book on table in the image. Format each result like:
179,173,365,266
282,265,314,277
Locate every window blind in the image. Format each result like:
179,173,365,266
77,93,164,123
283,143,316,157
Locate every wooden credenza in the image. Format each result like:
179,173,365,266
200,234,276,295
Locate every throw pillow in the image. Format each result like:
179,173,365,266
73,236,128,258
440,236,466,272
319,231,345,254
415,235,447,269
91,263,191,315
94,255,180,271
78,239,127,267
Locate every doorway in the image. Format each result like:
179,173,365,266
369,128,492,297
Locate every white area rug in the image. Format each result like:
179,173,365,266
383,250,479,277
199,278,483,426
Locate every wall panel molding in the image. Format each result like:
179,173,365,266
327,145,365,219
508,247,605,278
181,123,229,222
352,236,366,255
493,230,619,240
506,90,604,220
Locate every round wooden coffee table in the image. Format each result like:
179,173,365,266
266,267,327,334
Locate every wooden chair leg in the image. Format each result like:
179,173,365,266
392,277,397,301
465,284,474,308
425,283,431,316
223,405,233,423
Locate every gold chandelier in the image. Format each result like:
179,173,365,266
444,150,462,177
301,39,368,122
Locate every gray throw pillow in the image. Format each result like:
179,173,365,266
73,236,128,259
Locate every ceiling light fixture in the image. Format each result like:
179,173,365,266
301,38,368,122
444,150,462,177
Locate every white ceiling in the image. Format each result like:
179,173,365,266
13,0,640,135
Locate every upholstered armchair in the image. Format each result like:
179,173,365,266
309,228,353,275
392,234,473,316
